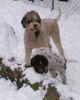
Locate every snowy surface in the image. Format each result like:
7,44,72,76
0,0,80,100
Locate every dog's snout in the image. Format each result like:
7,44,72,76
34,24,37,28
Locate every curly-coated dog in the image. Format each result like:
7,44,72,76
31,47,66,84
31,54,48,74
21,9,65,66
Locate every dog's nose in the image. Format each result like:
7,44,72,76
34,24,37,28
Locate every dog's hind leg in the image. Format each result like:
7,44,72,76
58,70,66,84
51,32,65,58
49,21,65,58
54,37,65,58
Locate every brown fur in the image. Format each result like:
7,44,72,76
21,10,65,65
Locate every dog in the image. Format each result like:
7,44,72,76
31,47,66,84
21,9,65,66
31,54,48,74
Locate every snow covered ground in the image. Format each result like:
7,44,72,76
0,0,80,100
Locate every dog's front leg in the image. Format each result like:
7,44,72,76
58,69,66,84
25,48,32,67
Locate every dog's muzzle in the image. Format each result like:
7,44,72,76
33,23,40,38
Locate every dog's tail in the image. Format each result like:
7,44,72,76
55,7,61,21
67,59,79,63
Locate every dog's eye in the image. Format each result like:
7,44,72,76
36,20,41,23
27,20,31,24
37,20,39,22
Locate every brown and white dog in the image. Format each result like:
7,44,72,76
21,9,65,66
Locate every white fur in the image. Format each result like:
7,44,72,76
31,47,66,84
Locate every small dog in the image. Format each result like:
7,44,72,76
21,9,65,66
31,48,66,84
31,54,48,74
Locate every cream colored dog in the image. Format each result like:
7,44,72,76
21,9,65,66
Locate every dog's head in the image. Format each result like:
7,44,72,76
21,10,41,37
31,55,48,74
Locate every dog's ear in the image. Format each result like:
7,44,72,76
21,15,27,28
31,55,37,67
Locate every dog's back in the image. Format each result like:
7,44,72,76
42,7,61,36
42,19,59,36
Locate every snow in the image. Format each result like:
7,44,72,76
0,0,80,100
0,78,44,100
23,67,43,84
59,14,80,93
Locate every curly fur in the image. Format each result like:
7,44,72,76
31,47,66,84
21,10,65,65
31,54,48,74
